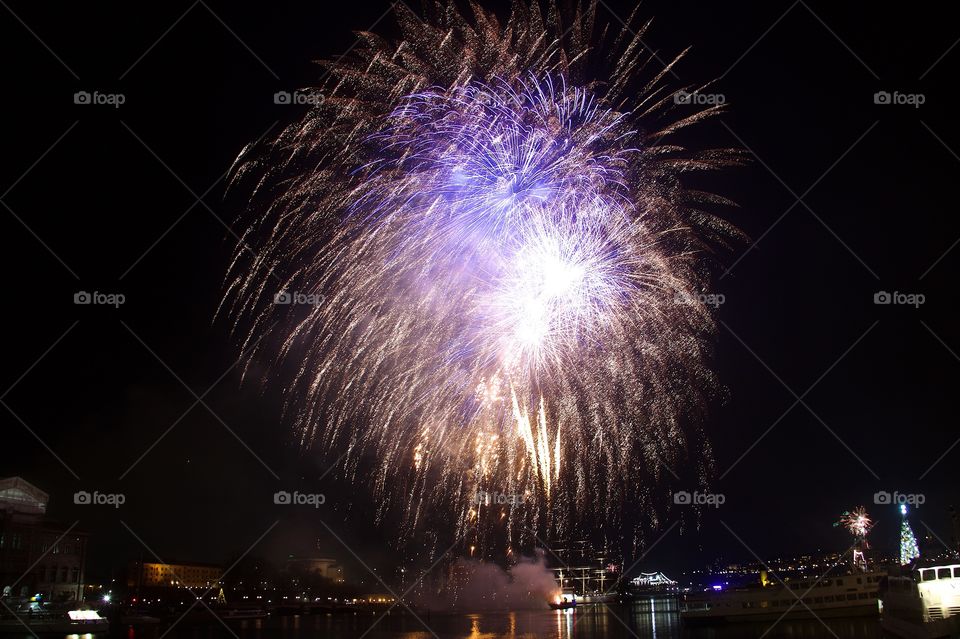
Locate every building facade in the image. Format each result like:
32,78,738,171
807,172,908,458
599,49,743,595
0,477,88,601
127,560,223,589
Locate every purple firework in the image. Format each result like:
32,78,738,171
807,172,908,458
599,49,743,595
224,0,743,556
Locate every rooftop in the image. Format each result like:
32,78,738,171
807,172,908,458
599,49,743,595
0,476,49,515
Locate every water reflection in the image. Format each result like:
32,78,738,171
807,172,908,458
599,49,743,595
39,602,882,639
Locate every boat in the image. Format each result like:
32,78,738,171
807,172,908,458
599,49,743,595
630,571,679,595
549,595,577,610
176,587,269,625
680,570,884,623
0,607,109,634
576,591,638,605
881,562,960,638
216,607,269,620
178,605,269,624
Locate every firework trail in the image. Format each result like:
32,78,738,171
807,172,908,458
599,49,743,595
224,0,743,557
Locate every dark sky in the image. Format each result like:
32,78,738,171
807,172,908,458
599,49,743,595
1,1,958,583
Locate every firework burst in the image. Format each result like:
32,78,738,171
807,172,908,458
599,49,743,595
838,506,874,569
839,506,874,539
224,0,743,557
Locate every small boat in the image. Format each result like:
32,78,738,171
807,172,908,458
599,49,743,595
176,586,269,625
549,597,577,610
573,592,626,606
0,607,110,634
216,607,269,620
179,605,269,625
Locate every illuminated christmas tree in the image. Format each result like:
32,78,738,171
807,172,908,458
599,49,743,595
899,504,920,565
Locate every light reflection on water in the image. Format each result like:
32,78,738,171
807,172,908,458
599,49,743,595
30,600,882,639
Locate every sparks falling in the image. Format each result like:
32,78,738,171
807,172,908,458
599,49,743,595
224,0,742,555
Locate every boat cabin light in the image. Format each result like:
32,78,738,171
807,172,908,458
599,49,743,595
68,610,104,621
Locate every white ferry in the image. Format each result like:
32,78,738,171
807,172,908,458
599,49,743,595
0,607,109,634
680,571,884,623
881,562,960,639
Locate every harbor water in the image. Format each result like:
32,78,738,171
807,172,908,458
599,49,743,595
10,598,882,639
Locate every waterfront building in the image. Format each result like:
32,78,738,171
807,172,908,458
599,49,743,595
127,560,223,589
0,477,88,601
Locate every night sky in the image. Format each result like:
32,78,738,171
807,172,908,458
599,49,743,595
2,1,958,582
